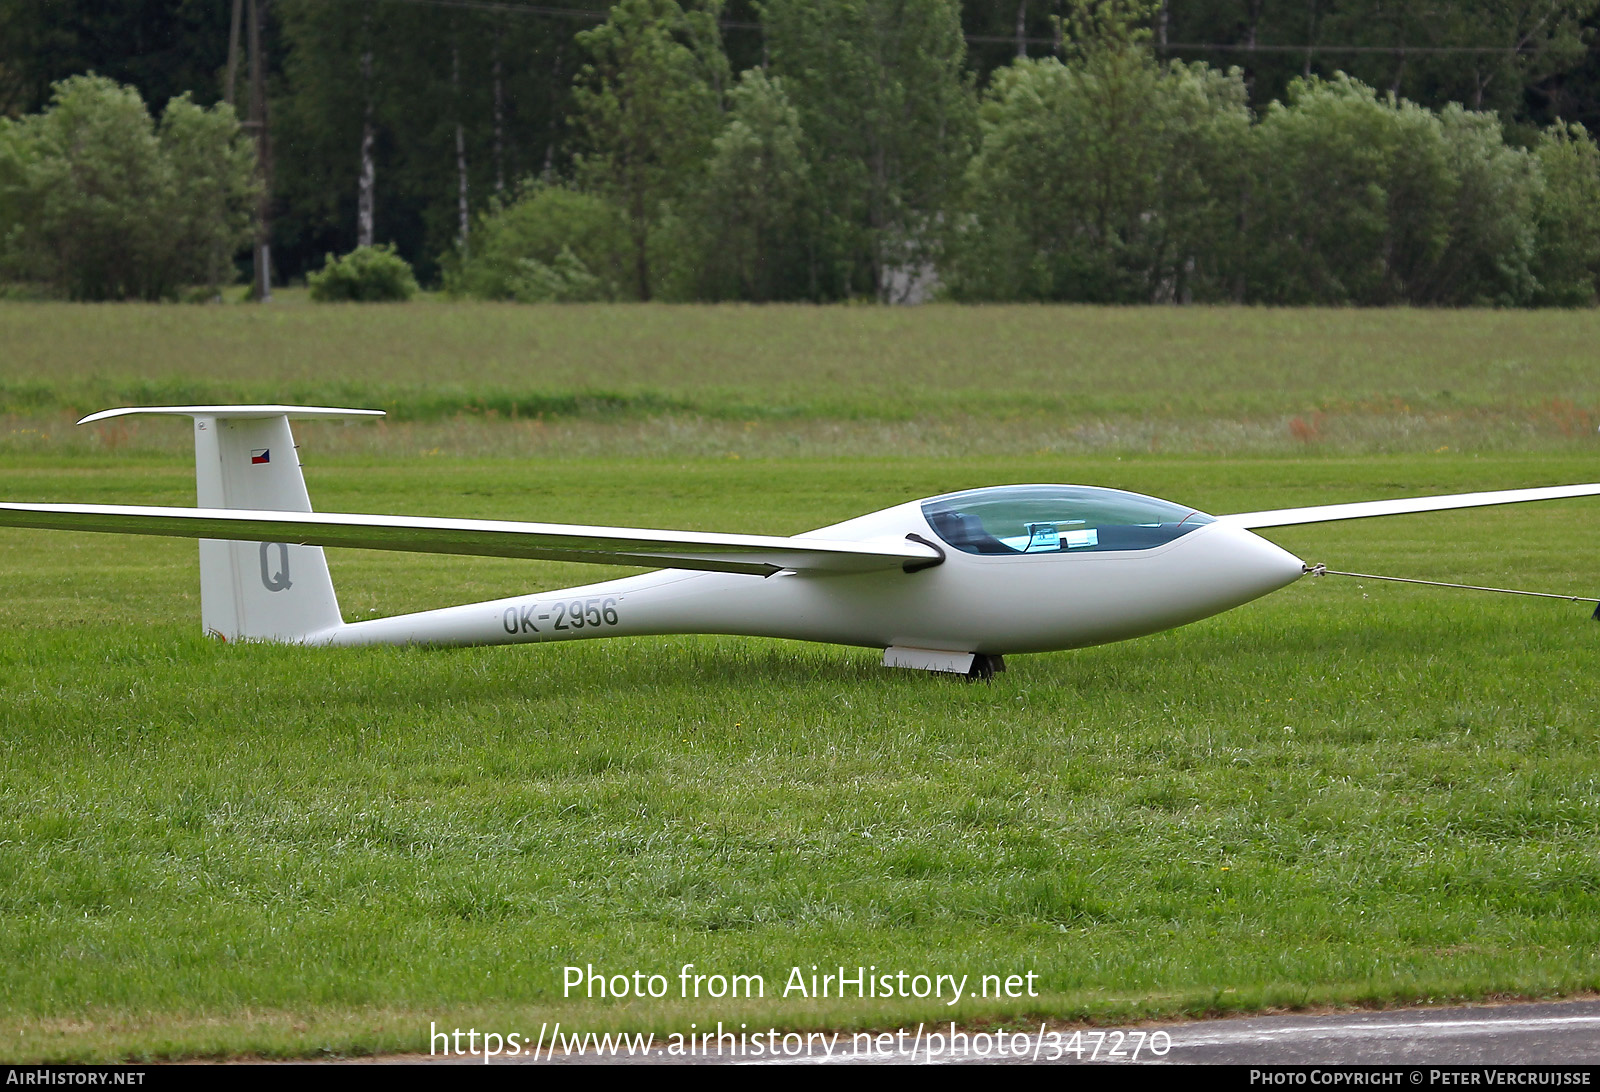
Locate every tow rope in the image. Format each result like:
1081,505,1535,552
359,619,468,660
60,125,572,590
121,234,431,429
1304,563,1600,620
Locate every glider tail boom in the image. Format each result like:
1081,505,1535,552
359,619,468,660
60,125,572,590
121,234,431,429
78,405,383,643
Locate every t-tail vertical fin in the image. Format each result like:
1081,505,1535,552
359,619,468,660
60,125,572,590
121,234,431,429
78,405,383,642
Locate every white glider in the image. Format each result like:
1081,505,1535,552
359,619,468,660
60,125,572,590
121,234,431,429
1,405,1596,677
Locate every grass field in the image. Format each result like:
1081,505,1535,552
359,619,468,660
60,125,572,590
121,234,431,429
2,301,1598,456
2,303,1599,1061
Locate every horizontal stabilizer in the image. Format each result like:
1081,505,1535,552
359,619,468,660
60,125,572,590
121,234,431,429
78,405,386,424
1220,483,1600,529
0,503,942,577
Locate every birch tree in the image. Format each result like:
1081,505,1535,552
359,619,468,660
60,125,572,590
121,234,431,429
357,11,376,248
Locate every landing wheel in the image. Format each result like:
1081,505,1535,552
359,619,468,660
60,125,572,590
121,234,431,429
966,654,1006,681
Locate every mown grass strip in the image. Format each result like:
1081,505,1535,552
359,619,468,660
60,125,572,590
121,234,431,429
4,302,1599,426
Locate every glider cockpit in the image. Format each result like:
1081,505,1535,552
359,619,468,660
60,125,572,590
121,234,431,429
921,485,1215,556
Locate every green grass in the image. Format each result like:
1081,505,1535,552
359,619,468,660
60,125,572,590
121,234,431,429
1,302,1598,455
3,451,1600,1060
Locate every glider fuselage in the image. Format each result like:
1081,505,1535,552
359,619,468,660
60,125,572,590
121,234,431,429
328,500,1308,655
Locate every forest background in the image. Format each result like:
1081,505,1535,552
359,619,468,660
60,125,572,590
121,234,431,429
6,0,1600,306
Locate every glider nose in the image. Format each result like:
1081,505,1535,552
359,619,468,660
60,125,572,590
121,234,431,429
1212,521,1306,600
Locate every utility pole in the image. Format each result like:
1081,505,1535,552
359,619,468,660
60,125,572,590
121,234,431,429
224,0,243,105
209,0,246,301
248,0,273,302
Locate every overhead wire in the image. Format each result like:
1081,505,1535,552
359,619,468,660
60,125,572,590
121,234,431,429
327,0,1561,55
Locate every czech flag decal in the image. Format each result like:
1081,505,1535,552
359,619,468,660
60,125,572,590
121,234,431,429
251,449,271,464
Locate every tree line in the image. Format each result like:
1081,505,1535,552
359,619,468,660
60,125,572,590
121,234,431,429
3,0,1600,304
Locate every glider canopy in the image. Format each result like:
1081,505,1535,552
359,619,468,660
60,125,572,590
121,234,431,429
922,485,1214,555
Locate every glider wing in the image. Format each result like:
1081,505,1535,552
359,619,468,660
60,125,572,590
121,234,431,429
1220,483,1600,529
0,503,941,577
